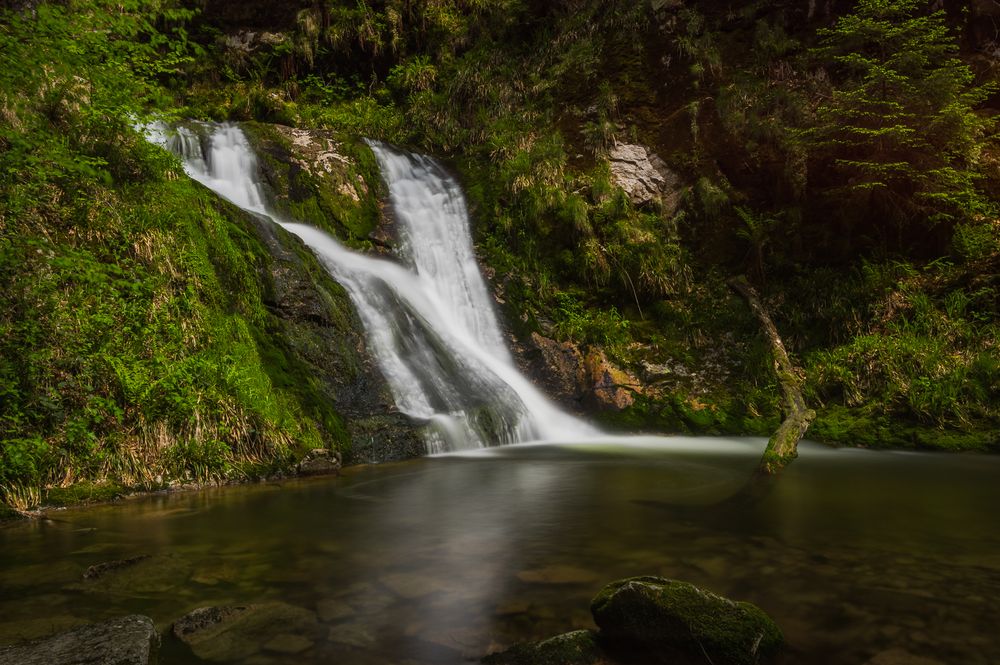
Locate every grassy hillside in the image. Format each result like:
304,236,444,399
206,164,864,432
0,0,408,512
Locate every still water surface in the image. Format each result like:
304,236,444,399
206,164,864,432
1,438,998,664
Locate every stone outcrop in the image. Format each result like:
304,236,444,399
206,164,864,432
524,333,641,412
583,348,640,411
0,615,158,665
243,122,380,244
608,143,680,211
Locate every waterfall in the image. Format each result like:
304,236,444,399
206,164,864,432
147,122,596,453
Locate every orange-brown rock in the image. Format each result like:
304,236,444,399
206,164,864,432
583,348,642,411
525,333,641,412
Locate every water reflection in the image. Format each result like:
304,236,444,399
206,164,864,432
1,438,999,664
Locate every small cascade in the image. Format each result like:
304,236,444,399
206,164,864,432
368,143,510,360
148,122,596,453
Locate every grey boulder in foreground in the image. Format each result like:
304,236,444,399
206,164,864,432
0,615,157,665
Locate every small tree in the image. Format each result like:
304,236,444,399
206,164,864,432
799,0,994,247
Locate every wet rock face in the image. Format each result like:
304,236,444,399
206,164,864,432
524,333,641,412
485,576,783,664
590,576,783,665
582,349,641,412
0,615,158,665
607,144,680,210
239,210,421,464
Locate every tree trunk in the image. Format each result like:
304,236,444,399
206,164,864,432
729,276,816,474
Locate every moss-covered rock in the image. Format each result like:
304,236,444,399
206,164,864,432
43,482,125,507
482,630,613,665
590,576,783,665
242,122,383,245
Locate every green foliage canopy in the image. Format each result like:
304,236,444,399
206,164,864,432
800,0,995,235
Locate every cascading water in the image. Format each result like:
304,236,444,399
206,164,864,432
146,122,596,452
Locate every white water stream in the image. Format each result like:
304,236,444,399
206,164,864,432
146,122,595,452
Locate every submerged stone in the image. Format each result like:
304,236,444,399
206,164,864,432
77,554,191,595
517,565,600,585
326,622,377,649
863,648,945,665
172,603,321,662
590,576,783,665
315,598,356,622
0,615,158,665
482,630,612,665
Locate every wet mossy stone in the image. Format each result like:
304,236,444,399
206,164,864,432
482,630,612,665
590,577,782,665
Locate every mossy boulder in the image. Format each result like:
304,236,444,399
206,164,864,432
242,122,382,245
482,630,613,665
590,577,783,665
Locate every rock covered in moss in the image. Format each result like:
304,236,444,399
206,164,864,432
590,576,782,665
482,630,614,665
242,122,381,243
0,615,158,665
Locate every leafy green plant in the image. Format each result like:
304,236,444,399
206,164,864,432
798,0,996,240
